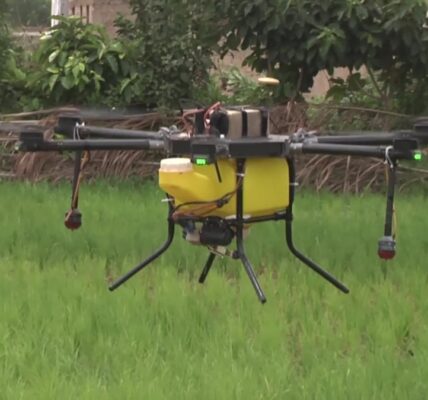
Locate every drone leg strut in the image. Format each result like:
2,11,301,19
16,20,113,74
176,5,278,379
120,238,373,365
377,161,397,259
235,159,267,304
236,231,267,303
109,211,175,291
286,158,349,294
285,210,349,293
198,253,216,283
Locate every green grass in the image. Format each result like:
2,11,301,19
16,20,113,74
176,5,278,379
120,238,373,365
1,180,428,399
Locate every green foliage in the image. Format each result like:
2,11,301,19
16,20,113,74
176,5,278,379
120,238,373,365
0,0,10,70
220,0,428,104
0,0,6,20
0,50,28,111
117,0,223,108
325,68,428,119
0,1,28,112
2,0,428,115
28,17,141,107
7,0,51,27
193,67,273,106
223,68,272,105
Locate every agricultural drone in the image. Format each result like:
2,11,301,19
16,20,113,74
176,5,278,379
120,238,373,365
13,82,428,303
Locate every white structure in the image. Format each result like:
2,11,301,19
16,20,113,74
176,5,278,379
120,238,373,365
51,0,69,26
50,0,131,34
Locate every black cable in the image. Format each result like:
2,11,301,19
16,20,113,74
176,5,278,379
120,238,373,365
172,177,243,215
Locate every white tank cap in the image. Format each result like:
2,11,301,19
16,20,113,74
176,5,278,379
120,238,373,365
160,158,193,172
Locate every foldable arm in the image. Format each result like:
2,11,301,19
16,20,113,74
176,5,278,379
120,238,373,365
290,141,421,161
17,129,164,152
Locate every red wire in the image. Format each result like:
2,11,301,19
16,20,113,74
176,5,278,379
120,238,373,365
180,102,222,135
204,102,221,130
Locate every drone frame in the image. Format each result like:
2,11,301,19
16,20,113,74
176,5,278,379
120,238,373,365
109,155,349,304
15,115,427,303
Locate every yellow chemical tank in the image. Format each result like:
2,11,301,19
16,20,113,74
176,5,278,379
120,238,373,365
159,157,289,218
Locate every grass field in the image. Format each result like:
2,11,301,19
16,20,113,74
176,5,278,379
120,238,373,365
1,180,428,399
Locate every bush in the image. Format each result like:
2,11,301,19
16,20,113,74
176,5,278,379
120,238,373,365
7,0,50,27
0,1,28,112
3,0,428,116
193,67,273,107
117,0,428,113
27,16,142,108
0,0,10,72
116,0,223,108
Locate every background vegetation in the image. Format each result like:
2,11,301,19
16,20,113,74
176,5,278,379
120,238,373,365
7,0,51,27
1,0,428,120
30,16,142,108
219,0,428,110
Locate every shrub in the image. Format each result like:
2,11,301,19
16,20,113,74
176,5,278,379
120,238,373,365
193,67,273,107
27,16,141,107
0,1,28,112
7,0,51,27
116,0,223,108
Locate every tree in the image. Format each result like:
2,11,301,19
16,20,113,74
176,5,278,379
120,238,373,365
116,0,225,108
219,0,428,110
0,0,10,69
121,0,428,113
28,16,141,107
0,0,27,112
6,0,51,27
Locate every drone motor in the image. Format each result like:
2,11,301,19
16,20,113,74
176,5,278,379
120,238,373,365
181,217,235,247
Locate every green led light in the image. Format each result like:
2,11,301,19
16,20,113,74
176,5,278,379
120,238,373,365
195,158,207,166
414,152,423,161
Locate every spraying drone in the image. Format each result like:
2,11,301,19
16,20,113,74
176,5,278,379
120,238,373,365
14,84,428,303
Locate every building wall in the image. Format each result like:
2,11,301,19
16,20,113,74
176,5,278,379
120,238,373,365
68,0,131,34
216,51,354,98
